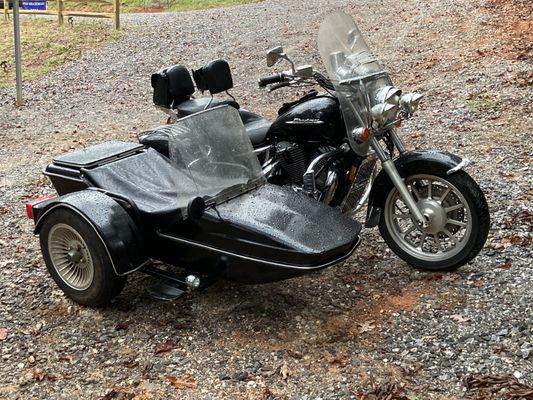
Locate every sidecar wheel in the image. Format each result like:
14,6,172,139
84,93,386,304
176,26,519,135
39,208,126,307
379,171,489,271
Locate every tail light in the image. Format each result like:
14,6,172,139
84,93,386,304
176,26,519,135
25,195,55,220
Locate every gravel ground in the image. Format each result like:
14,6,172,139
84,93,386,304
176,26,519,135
0,0,532,399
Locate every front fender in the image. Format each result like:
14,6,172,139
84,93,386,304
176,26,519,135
34,190,147,276
365,150,469,228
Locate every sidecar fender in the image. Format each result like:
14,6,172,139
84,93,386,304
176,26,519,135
33,190,147,276
365,150,468,228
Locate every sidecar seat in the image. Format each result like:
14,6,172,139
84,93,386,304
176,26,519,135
81,148,191,227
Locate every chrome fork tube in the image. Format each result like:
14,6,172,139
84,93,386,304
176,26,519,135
370,137,428,228
389,128,406,154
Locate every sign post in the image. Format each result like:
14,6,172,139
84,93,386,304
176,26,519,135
13,0,23,107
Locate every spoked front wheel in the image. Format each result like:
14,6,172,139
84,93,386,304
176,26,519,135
379,171,489,271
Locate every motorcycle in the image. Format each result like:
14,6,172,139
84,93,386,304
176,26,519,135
146,11,490,272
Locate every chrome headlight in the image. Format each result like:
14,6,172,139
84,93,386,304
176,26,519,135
400,92,423,118
372,86,401,125
371,102,398,125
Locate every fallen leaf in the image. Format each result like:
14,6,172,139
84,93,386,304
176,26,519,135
101,389,119,400
115,321,130,331
165,375,197,389
154,340,178,355
0,328,8,340
280,363,291,380
327,353,348,365
449,314,470,323
359,320,376,333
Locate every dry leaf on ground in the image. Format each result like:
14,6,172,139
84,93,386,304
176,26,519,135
165,375,197,389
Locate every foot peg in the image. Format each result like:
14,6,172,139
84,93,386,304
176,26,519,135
146,281,185,301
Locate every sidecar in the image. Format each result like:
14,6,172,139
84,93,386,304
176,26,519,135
28,106,361,306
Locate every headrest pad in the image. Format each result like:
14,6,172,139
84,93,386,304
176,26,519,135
192,59,234,95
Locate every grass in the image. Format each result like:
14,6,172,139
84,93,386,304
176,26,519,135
0,18,118,88
54,0,263,13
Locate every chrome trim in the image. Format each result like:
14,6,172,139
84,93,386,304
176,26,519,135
388,128,406,154
447,158,470,175
352,164,378,214
370,138,427,228
157,232,361,271
304,148,344,176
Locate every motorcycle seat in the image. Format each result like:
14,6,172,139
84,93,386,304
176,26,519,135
239,109,271,147
140,108,271,157
176,97,240,116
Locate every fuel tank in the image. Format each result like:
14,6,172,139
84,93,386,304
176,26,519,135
269,94,345,146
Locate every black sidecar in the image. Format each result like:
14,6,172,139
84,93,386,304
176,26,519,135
28,107,361,306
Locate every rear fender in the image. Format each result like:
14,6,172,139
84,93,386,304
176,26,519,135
365,150,468,228
34,190,147,276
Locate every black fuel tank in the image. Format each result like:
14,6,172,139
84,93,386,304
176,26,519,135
269,95,344,145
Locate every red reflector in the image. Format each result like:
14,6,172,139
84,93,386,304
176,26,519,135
25,195,55,220
165,117,172,125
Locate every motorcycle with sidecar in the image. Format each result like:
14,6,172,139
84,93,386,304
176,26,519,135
27,12,489,307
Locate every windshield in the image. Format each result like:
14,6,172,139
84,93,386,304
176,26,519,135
163,106,265,208
318,11,393,155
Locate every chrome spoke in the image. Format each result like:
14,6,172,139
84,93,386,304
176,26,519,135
443,229,458,245
427,179,433,199
447,219,467,228
419,233,427,249
395,213,411,220
410,185,421,200
445,203,464,213
439,187,451,202
433,234,444,252
403,225,417,238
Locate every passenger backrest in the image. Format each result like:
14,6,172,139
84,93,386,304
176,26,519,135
151,65,195,109
192,59,234,95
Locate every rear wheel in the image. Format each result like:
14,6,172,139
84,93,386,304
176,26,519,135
379,171,489,271
39,208,126,306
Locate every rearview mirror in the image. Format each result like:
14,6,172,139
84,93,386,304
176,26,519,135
266,46,285,67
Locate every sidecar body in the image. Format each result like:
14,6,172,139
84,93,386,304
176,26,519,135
29,107,360,303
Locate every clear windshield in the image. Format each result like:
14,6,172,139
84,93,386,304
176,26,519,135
162,106,265,208
318,11,393,155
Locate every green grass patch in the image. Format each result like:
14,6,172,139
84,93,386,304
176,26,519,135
0,18,118,88
56,0,263,13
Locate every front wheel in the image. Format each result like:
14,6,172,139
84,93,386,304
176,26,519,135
379,171,489,271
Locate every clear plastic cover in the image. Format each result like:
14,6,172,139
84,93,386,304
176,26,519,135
318,11,393,155
167,106,265,207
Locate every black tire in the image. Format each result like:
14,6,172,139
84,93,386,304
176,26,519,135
379,170,490,271
39,208,126,306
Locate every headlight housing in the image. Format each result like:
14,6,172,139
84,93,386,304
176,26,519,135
400,92,423,118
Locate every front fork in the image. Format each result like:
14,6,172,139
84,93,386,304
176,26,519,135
370,132,429,229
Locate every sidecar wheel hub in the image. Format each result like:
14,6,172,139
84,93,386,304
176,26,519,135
48,223,94,291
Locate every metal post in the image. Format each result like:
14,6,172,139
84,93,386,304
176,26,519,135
13,0,23,107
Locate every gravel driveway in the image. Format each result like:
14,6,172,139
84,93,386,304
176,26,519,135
0,0,532,398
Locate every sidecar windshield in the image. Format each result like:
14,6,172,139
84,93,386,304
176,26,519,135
165,106,265,208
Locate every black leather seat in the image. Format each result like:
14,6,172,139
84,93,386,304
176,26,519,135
239,109,271,147
176,97,240,116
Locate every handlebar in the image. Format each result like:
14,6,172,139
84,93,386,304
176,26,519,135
268,81,292,92
258,73,286,87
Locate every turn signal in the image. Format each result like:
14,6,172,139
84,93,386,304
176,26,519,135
353,127,370,144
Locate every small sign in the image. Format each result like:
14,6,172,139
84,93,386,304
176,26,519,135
22,0,46,10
